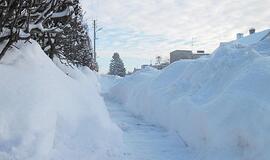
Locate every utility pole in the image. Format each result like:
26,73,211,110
191,37,194,53
93,20,97,62
93,20,102,62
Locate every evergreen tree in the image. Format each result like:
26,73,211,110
109,52,126,77
0,0,96,70
51,0,94,68
0,0,74,60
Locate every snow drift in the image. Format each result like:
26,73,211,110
0,41,122,160
106,37,270,159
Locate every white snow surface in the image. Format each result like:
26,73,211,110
105,38,270,160
0,40,122,160
232,29,270,46
104,97,195,160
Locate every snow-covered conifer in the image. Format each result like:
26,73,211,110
0,0,73,59
109,52,126,77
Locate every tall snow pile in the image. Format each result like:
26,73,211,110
106,35,270,159
0,41,122,160
98,75,122,94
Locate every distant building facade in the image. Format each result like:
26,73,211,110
170,50,209,63
140,62,169,70
151,62,170,70
141,64,149,69
236,33,244,39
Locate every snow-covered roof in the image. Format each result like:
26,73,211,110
232,29,270,46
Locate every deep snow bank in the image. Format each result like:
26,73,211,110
98,75,122,94
106,38,270,160
0,41,122,160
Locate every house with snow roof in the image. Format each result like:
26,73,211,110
231,28,270,46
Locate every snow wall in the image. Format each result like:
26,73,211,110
0,40,122,160
107,38,270,160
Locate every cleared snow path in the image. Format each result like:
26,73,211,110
104,96,195,160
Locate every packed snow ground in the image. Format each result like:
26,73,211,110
103,95,196,160
0,41,122,160
104,36,270,160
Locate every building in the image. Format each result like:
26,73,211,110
232,28,270,46
170,50,209,63
133,68,141,73
170,50,192,63
151,62,170,70
237,33,244,39
141,64,150,69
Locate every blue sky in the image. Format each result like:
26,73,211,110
81,0,270,73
